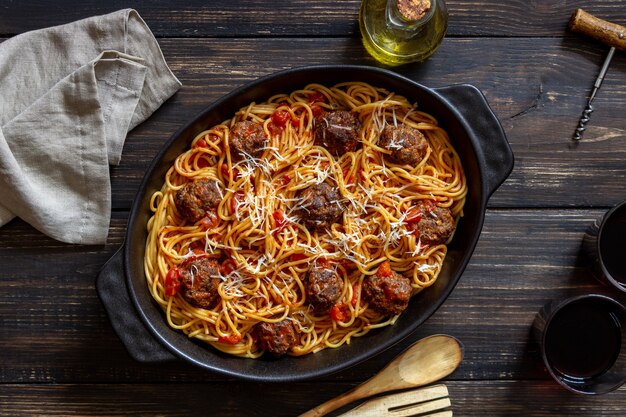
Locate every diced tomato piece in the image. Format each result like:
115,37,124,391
268,122,282,136
308,92,326,104
164,267,181,296
220,259,237,276
308,91,326,117
290,253,308,262
272,110,291,127
193,138,208,149
230,190,244,213
272,210,288,231
330,302,349,322
218,334,242,345
404,200,437,226
316,258,331,268
199,212,219,231
404,206,424,223
311,104,324,118
406,221,421,239
377,261,393,278
421,199,437,212
197,157,210,168
280,174,292,187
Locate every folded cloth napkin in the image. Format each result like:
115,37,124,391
0,9,181,244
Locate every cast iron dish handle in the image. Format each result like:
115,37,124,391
96,247,176,363
433,84,514,199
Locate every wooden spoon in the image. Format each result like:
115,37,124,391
298,334,463,417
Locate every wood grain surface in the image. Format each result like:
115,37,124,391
1,0,626,416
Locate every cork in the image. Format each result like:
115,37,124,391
396,0,431,21
569,9,626,52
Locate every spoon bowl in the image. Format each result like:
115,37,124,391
299,334,463,417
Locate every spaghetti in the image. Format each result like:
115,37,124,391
144,81,467,358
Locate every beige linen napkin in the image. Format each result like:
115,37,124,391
0,9,181,244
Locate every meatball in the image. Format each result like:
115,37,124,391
408,200,455,245
314,110,361,156
179,257,221,309
175,178,222,223
378,124,429,165
363,261,412,316
305,263,343,312
229,120,268,161
254,319,298,356
296,182,343,231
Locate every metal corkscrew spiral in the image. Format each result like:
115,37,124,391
572,46,615,141
573,103,594,141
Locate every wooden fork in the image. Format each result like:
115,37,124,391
338,384,452,417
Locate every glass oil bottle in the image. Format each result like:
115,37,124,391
359,0,448,66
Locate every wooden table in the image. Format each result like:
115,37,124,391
1,1,625,415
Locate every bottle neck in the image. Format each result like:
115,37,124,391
386,0,437,30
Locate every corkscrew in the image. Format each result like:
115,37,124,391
568,9,626,141
573,47,615,141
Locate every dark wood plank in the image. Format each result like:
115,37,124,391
0,0,624,38
1,209,622,384
1,380,625,416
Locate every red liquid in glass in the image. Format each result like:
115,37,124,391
545,299,621,380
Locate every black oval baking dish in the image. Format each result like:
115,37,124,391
97,65,514,382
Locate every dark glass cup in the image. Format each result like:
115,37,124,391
533,294,626,394
583,200,626,292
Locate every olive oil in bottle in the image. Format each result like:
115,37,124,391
359,0,448,66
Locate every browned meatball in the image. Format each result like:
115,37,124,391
408,200,455,245
179,257,221,309
314,110,361,156
229,120,268,161
378,124,429,165
296,183,343,231
362,262,412,316
254,319,298,356
175,178,222,223
305,263,343,312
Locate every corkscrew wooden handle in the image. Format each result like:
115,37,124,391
569,9,626,51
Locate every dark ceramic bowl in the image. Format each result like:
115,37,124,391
97,65,514,382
